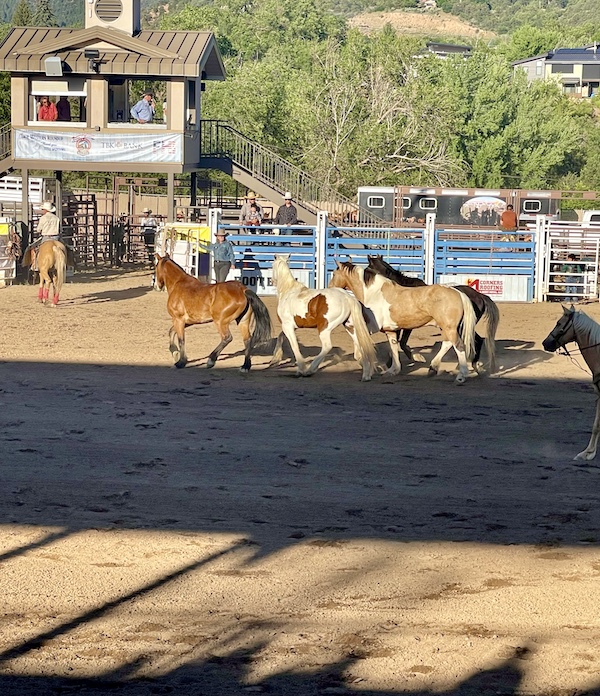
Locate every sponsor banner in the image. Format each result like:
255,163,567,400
14,129,183,163
439,274,529,301
226,267,311,296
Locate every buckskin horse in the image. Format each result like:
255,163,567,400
367,254,499,374
269,254,377,381
329,260,477,384
21,239,68,306
154,253,272,372
543,305,600,460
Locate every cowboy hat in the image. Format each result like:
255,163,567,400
284,192,293,200
142,207,152,213
40,201,56,213
245,191,257,199
216,230,229,237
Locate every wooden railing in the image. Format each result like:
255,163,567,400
0,123,11,162
200,119,388,227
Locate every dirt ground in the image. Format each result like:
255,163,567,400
2,268,600,696
347,10,495,40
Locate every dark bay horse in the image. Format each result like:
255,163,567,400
367,255,499,374
330,260,477,383
21,239,67,306
543,306,600,460
154,254,272,372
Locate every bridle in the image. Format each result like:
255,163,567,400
548,312,576,356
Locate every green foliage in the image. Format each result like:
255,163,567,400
32,0,58,27
11,0,32,26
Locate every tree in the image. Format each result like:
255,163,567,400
32,0,57,28
11,0,32,26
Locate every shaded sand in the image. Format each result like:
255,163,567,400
0,268,599,695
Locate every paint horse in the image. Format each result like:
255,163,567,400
329,260,477,384
154,254,272,372
367,255,499,374
269,254,377,381
21,239,67,306
543,306,600,460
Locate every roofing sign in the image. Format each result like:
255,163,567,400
14,129,183,164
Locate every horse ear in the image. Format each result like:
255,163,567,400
335,260,342,269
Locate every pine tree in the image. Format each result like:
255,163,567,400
32,0,58,27
12,0,32,26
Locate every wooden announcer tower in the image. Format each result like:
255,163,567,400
0,0,225,221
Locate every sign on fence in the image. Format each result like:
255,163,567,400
226,266,310,295
439,274,529,301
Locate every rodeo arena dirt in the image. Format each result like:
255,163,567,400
3,264,600,696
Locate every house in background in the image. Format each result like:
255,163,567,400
513,44,600,97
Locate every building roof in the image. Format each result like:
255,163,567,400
548,47,600,63
0,26,226,79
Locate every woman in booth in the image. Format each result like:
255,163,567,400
38,96,58,121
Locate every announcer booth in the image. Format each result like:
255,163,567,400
0,0,226,225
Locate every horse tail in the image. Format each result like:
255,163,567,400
244,289,273,348
53,245,67,297
477,294,500,374
456,288,477,361
348,295,377,380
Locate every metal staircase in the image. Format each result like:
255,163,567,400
200,120,387,227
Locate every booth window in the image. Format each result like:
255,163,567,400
30,78,87,125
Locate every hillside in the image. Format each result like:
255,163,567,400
348,9,495,40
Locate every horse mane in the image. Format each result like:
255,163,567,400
274,256,303,294
574,310,600,347
367,255,426,287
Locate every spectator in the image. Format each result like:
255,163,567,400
162,100,167,124
562,253,584,303
56,96,71,122
239,192,263,225
274,192,298,227
130,92,155,124
500,204,519,232
244,203,262,228
198,230,236,282
38,96,57,122
140,208,158,263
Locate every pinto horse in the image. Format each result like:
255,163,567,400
269,254,377,380
329,260,477,384
154,254,272,372
21,239,67,306
543,306,600,460
367,255,499,374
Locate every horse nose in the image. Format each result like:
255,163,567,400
542,337,556,352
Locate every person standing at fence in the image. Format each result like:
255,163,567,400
562,253,584,303
499,204,519,240
274,192,298,227
198,230,236,282
109,213,128,267
140,208,158,264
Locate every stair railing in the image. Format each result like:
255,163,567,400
201,120,388,228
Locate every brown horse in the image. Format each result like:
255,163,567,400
367,255,499,374
154,253,273,372
21,239,67,306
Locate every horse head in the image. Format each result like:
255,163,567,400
542,305,577,353
154,253,170,290
271,254,291,287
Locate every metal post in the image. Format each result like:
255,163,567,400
167,172,175,223
424,213,436,285
534,214,547,302
316,210,328,289
208,208,222,283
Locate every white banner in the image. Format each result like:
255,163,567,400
14,129,183,163
226,267,311,296
439,274,529,302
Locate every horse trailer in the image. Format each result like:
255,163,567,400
357,186,566,227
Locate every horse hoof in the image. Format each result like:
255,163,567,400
455,374,467,385
574,451,596,461
413,353,427,363
427,367,437,377
206,359,215,369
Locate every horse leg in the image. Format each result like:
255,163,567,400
472,333,485,374
268,331,286,367
238,314,253,373
280,322,307,376
169,321,187,368
38,271,50,304
306,328,334,376
399,329,426,363
428,341,454,377
575,391,600,461
206,321,233,368
382,332,402,376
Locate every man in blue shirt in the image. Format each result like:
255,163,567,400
130,92,155,124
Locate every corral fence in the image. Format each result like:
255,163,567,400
154,212,600,303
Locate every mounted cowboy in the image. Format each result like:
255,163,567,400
22,201,75,272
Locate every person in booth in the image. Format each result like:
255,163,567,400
37,96,58,121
